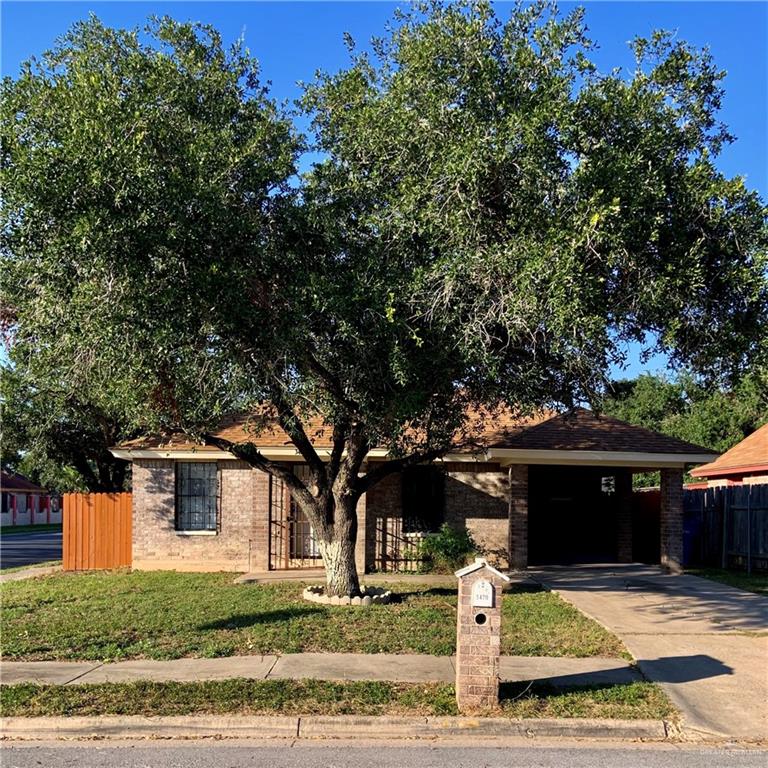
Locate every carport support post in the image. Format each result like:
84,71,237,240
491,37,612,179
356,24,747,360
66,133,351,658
616,471,633,563
660,468,684,573
508,465,528,570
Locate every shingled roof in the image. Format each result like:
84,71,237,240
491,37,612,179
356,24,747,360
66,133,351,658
114,407,715,458
492,408,715,454
690,423,768,478
1,471,47,493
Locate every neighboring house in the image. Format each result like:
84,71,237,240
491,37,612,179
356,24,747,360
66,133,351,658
110,408,717,574
0,471,61,527
689,424,768,488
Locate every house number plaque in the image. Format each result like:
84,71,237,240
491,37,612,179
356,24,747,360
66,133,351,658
471,578,494,608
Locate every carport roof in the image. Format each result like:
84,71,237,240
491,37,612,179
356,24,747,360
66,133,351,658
489,408,712,454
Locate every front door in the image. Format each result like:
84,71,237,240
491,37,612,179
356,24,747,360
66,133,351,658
268,465,323,569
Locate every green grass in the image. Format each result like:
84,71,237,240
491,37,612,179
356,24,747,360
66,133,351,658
687,568,768,596
0,571,627,661
1,524,62,535
0,679,672,720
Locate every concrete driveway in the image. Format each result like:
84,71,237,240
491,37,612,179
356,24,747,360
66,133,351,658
529,564,768,740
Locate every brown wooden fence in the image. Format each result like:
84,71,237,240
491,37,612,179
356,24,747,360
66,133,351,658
63,492,132,570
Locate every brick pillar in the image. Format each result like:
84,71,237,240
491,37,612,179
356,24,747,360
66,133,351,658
455,561,507,713
660,468,684,573
355,490,367,575
616,470,633,563
508,465,528,570
250,469,271,572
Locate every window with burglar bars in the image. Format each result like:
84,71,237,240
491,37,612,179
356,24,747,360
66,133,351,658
175,462,219,531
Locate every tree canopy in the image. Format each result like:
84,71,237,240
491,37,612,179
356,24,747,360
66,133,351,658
604,370,768,456
2,1,766,591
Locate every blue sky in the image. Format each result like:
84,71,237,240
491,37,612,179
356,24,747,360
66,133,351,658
2,1,766,378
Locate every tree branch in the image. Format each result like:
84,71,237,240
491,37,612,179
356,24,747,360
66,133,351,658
357,447,446,494
304,350,362,417
268,386,327,491
203,433,316,510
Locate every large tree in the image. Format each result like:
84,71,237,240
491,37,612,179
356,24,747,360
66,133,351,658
2,3,766,594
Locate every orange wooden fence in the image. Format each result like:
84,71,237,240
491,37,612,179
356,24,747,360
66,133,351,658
63,492,132,570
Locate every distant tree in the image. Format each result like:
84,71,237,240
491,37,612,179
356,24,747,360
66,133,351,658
603,370,768,485
1,363,131,492
2,3,766,594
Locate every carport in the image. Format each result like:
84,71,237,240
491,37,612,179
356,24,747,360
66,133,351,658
486,410,719,571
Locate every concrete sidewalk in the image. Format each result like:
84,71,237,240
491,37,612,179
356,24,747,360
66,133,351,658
530,565,768,740
0,652,642,688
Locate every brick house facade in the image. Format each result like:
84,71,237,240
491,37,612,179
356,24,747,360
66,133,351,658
114,409,718,574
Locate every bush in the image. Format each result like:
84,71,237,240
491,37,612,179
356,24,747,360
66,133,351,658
420,524,477,573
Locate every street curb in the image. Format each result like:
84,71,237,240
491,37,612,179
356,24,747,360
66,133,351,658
0,715,671,741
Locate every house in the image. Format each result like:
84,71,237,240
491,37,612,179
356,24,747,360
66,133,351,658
109,408,717,574
0,471,61,527
689,423,768,488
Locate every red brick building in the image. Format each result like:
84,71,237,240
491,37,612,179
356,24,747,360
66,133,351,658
0,471,61,527
110,409,717,574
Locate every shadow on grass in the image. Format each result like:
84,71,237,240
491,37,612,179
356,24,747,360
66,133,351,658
198,606,323,630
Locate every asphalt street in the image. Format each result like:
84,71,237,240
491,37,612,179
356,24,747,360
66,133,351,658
2,741,766,768
0,529,62,569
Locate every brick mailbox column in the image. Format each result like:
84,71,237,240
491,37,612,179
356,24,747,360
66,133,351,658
454,557,511,713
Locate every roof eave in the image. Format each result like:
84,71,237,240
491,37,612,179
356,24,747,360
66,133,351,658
487,448,719,468
690,462,768,478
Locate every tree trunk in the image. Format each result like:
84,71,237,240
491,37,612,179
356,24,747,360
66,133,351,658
316,493,361,597
318,536,360,597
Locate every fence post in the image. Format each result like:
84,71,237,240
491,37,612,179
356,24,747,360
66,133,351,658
720,488,727,569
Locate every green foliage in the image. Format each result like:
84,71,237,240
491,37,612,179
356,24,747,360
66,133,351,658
1,3,766,563
602,370,768,486
419,524,478,572
1,365,130,492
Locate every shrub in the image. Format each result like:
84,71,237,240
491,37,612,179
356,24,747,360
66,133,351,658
420,524,477,573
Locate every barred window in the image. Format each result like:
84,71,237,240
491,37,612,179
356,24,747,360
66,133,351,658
402,466,445,533
175,462,218,532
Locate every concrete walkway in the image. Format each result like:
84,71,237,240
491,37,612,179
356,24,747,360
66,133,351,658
0,653,641,688
529,564,768,740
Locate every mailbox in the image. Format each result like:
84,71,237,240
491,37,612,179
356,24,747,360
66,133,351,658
454,557,510,712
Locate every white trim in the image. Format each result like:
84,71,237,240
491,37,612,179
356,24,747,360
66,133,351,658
486,448,718,468
109,447,484,463
111,445,717,469
175,530,217,536
455,557,511,581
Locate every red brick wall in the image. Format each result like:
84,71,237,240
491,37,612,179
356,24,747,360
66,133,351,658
366,472,402,571
508,464,528,570
444,463,509,568
660,467,683,573
365,463,513,571
132,459,268,572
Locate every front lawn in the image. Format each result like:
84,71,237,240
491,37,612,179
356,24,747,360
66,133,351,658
0,679,672,720
0,571,627,660
687,568,768,597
